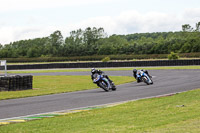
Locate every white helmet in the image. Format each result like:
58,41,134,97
91,68,96,73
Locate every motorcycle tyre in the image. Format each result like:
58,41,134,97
111,82,117,91
98,81,110,92
142,77,150,85
149,77,153,85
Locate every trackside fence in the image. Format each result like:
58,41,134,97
0,59,200,70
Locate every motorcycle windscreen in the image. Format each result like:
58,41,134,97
93,73,101,82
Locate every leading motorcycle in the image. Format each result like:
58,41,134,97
92,73,116,91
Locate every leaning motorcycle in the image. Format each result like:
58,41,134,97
92,73,116,91
136,71,153,85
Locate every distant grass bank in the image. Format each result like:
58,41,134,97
0,75,134,100
7,65,200,74
1,88,199,132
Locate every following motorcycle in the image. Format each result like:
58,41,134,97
136,70,153,85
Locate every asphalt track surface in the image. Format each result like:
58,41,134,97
1,69,200,120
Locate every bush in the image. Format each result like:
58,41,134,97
168,52,179,60
101,56,110,62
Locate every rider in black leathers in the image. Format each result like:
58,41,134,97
133,69,152,83
91,68,113,83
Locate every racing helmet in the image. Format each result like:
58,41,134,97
91,68,96,73
133,69,137,73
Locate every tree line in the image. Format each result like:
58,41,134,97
0,22,200,58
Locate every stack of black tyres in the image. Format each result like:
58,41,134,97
0,75,33,91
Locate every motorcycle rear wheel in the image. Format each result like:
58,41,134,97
111,82,116,91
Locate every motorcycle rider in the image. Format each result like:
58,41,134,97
91,68,113,84
133,69,152,83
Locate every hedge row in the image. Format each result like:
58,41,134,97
1,53,200,63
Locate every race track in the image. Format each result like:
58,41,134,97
1,69,200,120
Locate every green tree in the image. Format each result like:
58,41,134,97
64,27,106,56
27,47,39,57
83,27,106,55
195,22,200,32
182,24,193,32
45,30,64,56
98,42,115,55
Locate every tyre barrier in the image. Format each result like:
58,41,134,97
0,59,200,70
0,75,33,91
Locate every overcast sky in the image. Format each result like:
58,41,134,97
0,0,200,44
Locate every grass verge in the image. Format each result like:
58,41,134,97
7,65,200,74
0,89,199,132
0,75,134,100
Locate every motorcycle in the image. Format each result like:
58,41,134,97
136,70,153,85
92,73,116,92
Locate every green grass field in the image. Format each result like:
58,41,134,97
1,88,199,132
0,75,134,100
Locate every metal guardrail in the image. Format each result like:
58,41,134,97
0,59,200,70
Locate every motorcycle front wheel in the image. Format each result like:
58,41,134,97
142,77,150,85
98,81,110,92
